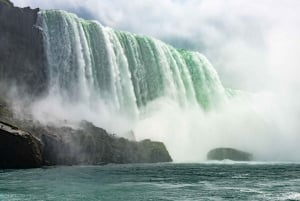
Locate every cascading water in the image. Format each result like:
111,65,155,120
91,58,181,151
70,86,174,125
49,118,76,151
38,10,227,118
35,10,283,162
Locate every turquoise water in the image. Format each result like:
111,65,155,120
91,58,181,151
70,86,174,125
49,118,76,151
1,163,300,200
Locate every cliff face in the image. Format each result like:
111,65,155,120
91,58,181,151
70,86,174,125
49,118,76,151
0,1,48,96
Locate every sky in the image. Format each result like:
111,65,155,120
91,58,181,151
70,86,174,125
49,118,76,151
11,0,300,93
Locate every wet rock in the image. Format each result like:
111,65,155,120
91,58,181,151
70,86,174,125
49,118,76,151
39,122,172,165
0,97,172,167
207,147,253,161
0,121,42,169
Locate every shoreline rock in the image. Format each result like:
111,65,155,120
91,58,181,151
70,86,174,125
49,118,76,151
207,147,253,161
38,121,172,166
0,121,43,169
0,115,172,169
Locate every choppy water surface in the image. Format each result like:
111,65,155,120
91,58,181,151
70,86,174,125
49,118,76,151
1,162,300,201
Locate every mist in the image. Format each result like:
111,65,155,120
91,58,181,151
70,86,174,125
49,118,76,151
9,0,300,162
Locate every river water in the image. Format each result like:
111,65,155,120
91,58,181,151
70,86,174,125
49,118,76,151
1,162,300,200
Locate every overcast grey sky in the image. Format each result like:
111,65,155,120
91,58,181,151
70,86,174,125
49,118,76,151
12,0,300,92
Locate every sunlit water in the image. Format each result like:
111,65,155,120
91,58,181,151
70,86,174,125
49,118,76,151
1,163,300,201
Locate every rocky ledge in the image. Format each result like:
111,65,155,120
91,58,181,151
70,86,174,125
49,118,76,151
207,147,253,161
39,121,172,165
0,119,172,169
0,97,172,169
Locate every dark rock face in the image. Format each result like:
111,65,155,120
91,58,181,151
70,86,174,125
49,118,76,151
0,97,172,168
0,119,172,169
207,147,253,161
37,121,172,165
0,121,43,169
0,1,48,96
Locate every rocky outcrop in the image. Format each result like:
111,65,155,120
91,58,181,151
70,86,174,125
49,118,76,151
207,147,253,161
0,98,172,168
0,95,172,169
35,121,172,165
0,0,48,96
0,119,172,168
0,121,43,169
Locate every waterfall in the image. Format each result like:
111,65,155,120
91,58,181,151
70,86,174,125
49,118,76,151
34,9,298,162
33,10,243,161
38,10,227,120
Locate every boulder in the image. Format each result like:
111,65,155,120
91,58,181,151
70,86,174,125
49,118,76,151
0,121,42,169
138,139,172,163
207,147,253,161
